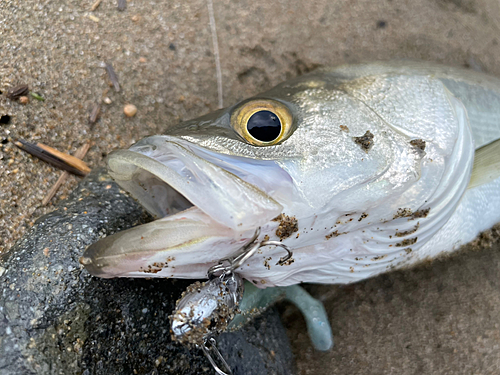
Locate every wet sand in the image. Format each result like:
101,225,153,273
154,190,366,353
1,0,500,373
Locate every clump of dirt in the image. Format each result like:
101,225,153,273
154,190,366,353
353,130,374,152
325,230,347,240
470,223,500,250
358,212,368,221
371,254,387,261
278,257,295,266
411,208,430,219
393,208,413,219
396,237,418,247
410,139,426,151
395,223,420,237
393,208,430,220
273,213,299,240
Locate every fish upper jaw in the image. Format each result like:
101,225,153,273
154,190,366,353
106,135,285,231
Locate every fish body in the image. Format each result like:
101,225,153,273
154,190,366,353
83,61,500,288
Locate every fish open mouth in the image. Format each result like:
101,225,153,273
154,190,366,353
82,135,288,278
107,135,284,230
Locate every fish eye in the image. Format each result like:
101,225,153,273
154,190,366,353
247,110,281,142
230,99,293,146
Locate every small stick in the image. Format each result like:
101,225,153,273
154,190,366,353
88,14,100,23
36,143,91,174
42,142,91,205
91,0,102,11
105,63,120,92
89,102,101,124
14,139,89,176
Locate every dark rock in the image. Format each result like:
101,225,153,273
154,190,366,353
218,311,295,375
0,168,295,375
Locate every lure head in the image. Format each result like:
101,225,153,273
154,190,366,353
170,272,244,346
82,63,474,286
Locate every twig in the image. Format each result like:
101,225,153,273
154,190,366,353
42,142,91,205
88,14,100,23
14,139,90,176
206,0,223,109
105,63,120,92
91,0,102,11
89,102,101,124
36,143,91,173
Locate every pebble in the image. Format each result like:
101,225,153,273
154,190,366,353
19,96,29,105
124,104,137,117
103,97,112,104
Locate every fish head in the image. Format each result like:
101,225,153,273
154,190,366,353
82,69,472,285
120,73,426,224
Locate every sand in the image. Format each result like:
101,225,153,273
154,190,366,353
1,0,500,373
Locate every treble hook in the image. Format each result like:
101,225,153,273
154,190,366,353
260,240,293,266
181,227,293,375
200,337,233,375
208,227,294,278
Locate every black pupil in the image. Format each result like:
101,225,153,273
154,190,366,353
246,110,281,142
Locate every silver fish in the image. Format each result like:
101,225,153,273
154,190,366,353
82,61,500,289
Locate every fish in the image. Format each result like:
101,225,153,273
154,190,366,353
81,60,500,289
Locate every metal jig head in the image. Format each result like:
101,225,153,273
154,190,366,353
170,227,293,375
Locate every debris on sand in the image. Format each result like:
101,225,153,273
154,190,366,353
89,103,101,124
124,104,137,117
118,0,127,11
14,139,90,176
43,141,91,205
30,92,45,101
104,62,121,92
6,84,29,100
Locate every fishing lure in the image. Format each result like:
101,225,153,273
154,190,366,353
169,228,292,374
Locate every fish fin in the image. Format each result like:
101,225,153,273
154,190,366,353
468,138,500,189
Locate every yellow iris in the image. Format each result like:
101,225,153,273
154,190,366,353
231,99,293,146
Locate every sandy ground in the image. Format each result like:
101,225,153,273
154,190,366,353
1,0,500,373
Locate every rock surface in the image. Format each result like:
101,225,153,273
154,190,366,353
0,169,294,375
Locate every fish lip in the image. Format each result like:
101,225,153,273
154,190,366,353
81,206,247,279
106,135,283,231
